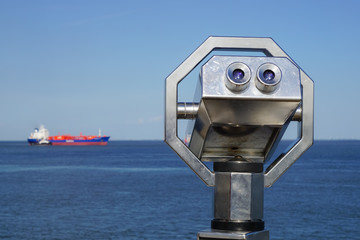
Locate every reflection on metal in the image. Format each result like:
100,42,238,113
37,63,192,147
198,230,269,240
186,56,301,163
264,71,314,187
164,36,314,240
177,102,199,119
214,172,264,221
178,103,303,122
225,62,252,92
255,63,282,93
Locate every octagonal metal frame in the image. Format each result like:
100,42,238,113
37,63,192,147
165,36,314,187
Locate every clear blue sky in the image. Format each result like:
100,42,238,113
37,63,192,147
1,0,359,140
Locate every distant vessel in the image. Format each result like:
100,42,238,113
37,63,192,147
28,126,110,146
28,125,51,145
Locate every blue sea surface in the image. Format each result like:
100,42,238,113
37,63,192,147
0,140,359,240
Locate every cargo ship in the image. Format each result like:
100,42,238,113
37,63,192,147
28,126,110,146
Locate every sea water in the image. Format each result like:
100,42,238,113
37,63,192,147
0,141,359,240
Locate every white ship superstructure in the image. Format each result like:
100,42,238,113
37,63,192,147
28,125,50,145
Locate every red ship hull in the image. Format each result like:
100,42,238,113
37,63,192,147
51,141,108,146
48,135,110,146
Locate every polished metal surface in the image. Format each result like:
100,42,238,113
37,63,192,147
214,172,263,221
264,71,314,187
255,63,282,93
198,230,269,240
187,56,301,163
201,56,300,100
292,105,302,121
165,36,314,240
225,62,251,92
177,102,199,119
178,102,302,121
165,36,291,186
165,36,313,187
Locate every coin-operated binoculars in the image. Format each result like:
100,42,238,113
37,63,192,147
165,37,314,240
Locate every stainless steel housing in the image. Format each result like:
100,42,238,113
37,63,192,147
164,36,314,188
165,36,314,240
214,172,264,221
187,56,301,163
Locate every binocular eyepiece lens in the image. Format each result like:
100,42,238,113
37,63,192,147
256,63,282,93
232,69,245,82
263,70,275,82
226,63,251,92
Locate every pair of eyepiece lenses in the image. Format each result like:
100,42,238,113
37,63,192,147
226,62,281,93
232,69,276,83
